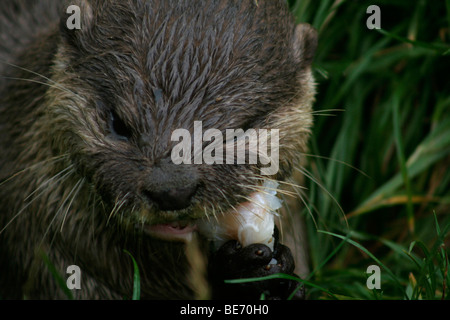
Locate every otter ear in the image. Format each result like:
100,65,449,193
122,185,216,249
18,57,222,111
292,23,318,66
59,0,95,47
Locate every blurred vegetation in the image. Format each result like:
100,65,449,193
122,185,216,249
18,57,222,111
288,0,450,299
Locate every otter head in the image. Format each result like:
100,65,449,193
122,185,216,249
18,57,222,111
45,0,317,242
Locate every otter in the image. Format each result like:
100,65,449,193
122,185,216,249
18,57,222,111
0,0,317,299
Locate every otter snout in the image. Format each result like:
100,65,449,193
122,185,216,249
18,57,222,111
143,185,198,211
141,160,199,211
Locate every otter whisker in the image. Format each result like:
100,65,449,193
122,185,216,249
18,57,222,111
211,202,220,222
117,194,131,225
0,76,86,101
4,165,76,244
107,199,121,225
0,60,85,100
24,164,75,203
80,186,97,246
202,205,209,222
0,165,75,235
266,178,308,191
202,198,217,222
248,175,308,191
238,182,297,198
295,166,348,228
0,154,70,188
107,193,130,225
252,175,300,195
44,176,84,249
211,200,227,225
48,176,82,231
284,178,319,230
300,152,370,178
59,178,86,233
212,185,240,225
1,60,57,84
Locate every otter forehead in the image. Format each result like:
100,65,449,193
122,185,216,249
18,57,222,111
62,0,303,133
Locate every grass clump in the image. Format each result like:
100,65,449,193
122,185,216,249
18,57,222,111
288,0,450,300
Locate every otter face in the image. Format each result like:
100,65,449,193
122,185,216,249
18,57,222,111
46,0,317,241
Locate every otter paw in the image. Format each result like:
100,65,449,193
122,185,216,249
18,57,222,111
209,239,305,300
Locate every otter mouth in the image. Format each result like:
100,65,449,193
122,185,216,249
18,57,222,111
144,220,197,242
142,180,282,245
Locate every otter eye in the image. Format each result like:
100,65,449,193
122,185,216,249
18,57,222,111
109,111,132,140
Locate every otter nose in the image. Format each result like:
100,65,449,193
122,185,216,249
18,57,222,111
142,159,198,211
143,185,198,211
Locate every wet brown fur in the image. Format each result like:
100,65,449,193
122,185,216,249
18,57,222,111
0,0,317,299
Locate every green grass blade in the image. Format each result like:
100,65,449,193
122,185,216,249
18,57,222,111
350,118,450,217
317,230,406,298
376,28,450,54
307,233,350,280
124,250,141,300
225,273,339,300
40,251,74,300
391,89,415,233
